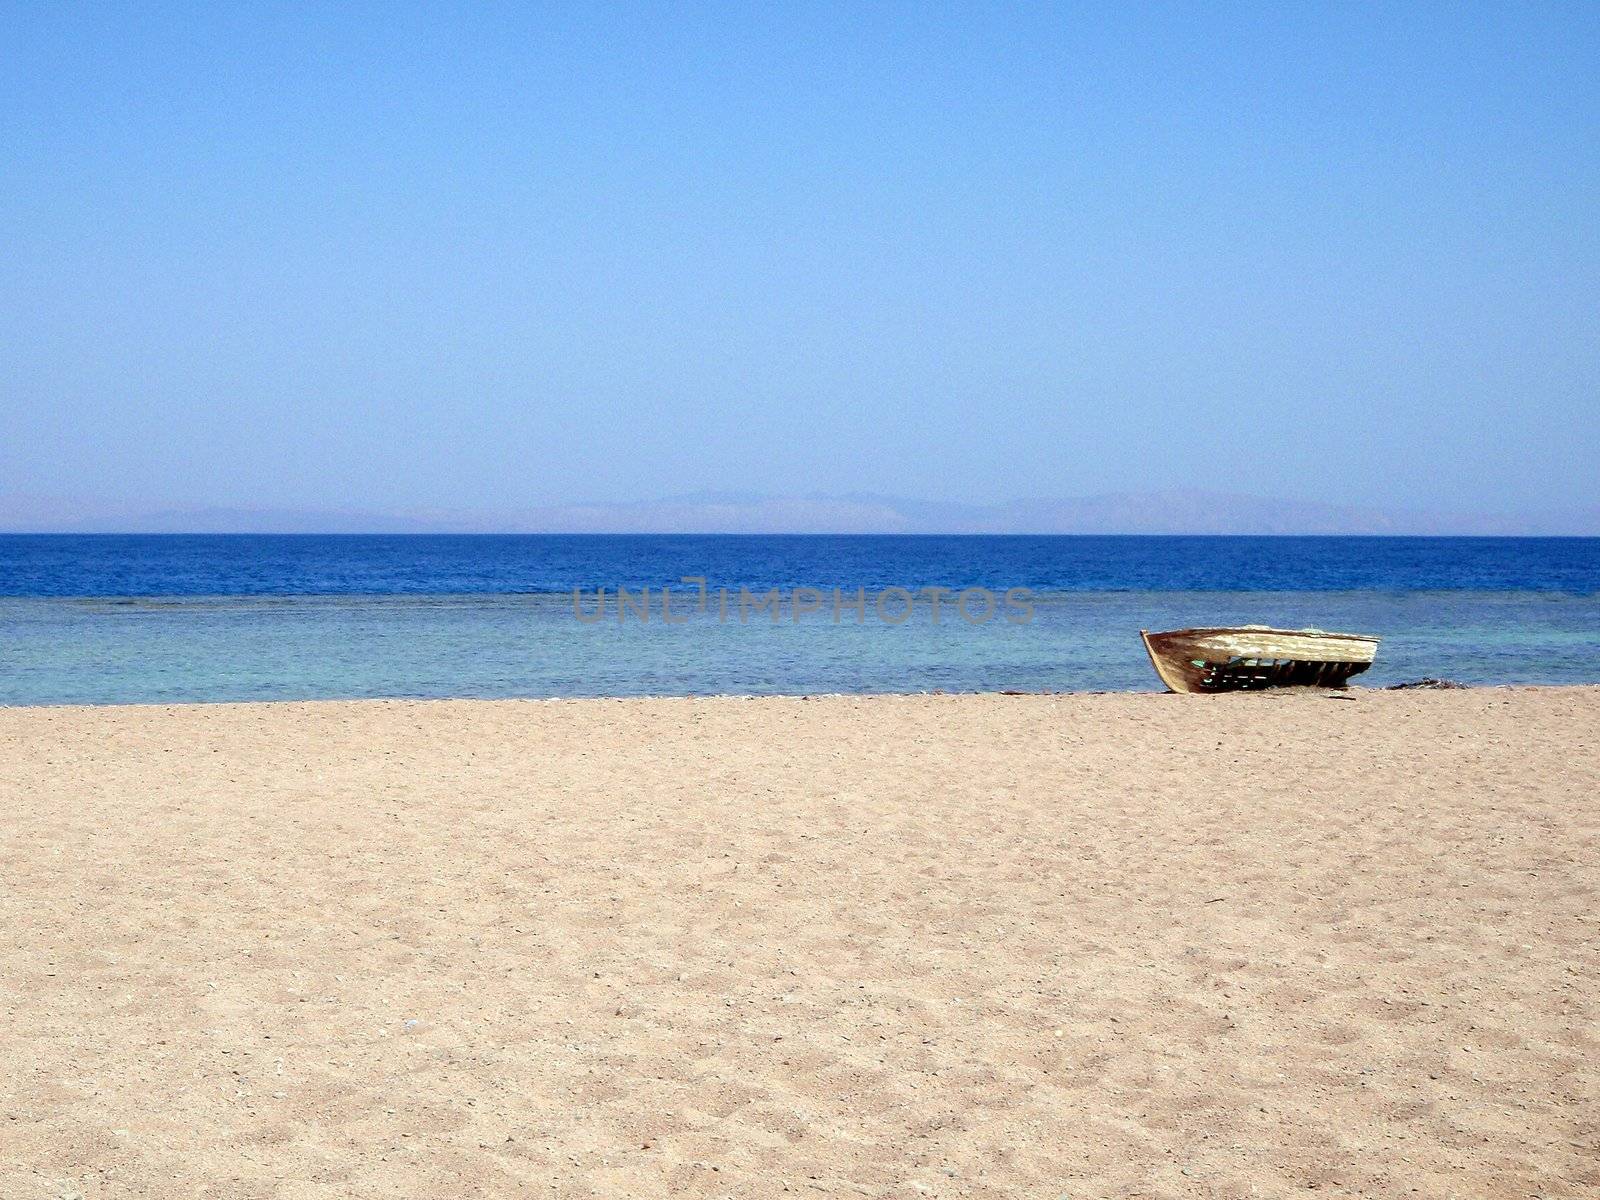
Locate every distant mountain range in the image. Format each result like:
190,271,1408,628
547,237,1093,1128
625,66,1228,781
2,489,1597,535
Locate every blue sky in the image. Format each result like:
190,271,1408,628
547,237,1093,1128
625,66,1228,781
3,2,1597,518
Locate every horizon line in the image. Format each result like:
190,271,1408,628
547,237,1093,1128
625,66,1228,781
5,530,1598,539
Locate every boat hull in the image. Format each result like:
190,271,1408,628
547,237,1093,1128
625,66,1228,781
1140,626,1380,694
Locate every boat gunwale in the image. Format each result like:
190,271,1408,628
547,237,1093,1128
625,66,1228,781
1143,626,1381,646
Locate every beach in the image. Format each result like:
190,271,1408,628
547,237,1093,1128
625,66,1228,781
2,687,1596,1198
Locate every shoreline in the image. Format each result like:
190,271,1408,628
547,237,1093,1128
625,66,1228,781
0,678,1591,712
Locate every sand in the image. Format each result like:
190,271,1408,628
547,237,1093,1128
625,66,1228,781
1,688,1596,1199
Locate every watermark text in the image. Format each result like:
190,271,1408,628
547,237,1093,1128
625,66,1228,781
571,578,1034,625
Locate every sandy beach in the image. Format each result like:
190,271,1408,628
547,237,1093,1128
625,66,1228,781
1,687,1596,1198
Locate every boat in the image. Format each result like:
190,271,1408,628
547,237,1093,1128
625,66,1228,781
1139,625,1380,694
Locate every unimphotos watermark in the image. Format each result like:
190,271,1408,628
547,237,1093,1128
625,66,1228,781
572,578,1034,625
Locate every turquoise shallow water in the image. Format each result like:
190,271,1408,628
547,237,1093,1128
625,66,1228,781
4,588,1597,705
3,535,1597,703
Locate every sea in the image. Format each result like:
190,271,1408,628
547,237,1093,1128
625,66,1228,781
2,534,1598,705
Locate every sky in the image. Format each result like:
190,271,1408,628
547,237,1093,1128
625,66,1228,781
3,2,1597,521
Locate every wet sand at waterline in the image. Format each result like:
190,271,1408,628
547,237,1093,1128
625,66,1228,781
2,688,1596,1198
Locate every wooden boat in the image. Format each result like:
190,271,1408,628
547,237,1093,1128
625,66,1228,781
1140,626,1380,694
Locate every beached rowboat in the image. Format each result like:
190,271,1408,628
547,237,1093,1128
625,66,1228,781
1140,626,1380,694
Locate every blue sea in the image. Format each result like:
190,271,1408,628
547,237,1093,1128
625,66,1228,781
2,534,1598,705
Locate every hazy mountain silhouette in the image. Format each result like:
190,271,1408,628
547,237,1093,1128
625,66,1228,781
1,490,1596,535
